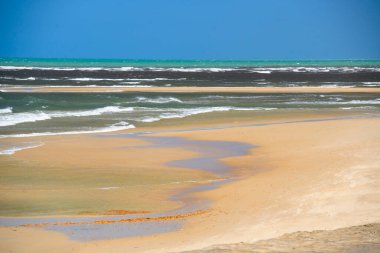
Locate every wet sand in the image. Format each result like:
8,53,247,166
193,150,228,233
1,112,380,252
0,134,213,217
2,86,380,93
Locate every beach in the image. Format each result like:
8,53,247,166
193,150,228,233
1,60,380,252
1,109,380,252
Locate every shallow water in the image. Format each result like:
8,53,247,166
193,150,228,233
0,132,253,241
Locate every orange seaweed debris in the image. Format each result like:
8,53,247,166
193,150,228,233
79,210,151,216
21,209,209,227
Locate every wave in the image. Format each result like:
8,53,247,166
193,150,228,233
0,106,134,127
2,65,379,73
138,106,277,122
252,70,272,74
318,85,355,88
126,78,172,81
248,67,380,73
24,84,153,88
0,111,51,127
15,77,36,81
49,106,134,117
69,78,125,81
135,96,183,104
200,95,275,99
0,142,44,155
362,82,380,87
339,106,376,110
287,84,356,88
285,99,380,105
0,107,12,114
0,77,60,81
121,82,141,85
0,122,135,138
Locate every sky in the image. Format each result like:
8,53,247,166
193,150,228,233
0,0,379,60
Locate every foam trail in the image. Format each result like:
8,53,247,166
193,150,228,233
0,142,44,155
285,99,380,105
0,107,12,114
0,106,134,127
135,96,183,104
0,122,135,138
139,107,277,123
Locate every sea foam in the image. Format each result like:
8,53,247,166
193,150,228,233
139,106,277,122
0,106,134,127
0,142,44,155
0,122,135,138
135,96,184,104
0,107,12,114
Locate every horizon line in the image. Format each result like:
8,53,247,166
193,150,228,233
1,57,380,62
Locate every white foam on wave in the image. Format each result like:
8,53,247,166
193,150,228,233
0,142,44,155
0,111,51,127
6,77,60,81
249,67,380,73
201,95,275,99
49,106,134,117
339,106,376,110
14,77,36,81
288,84,356,88
0,66,76,71
362,82,380,87
121,81,141,85
0,106,134,127
69,78,125,81
0,121,135,138
0,107,12,114
22,84,153,88
1,65,380,73
135,96,183,104
319,85,355,88
286,99,380,105
252,70,272,74
0,65,240,72
126,78,182,81
139,106,277,122
163,67,238,72
201,95,225,99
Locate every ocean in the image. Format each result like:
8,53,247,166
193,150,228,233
1,58,380,139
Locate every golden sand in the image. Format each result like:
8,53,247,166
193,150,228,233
0,112,379,252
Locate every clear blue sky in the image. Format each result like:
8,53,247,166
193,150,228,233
0,0,379,60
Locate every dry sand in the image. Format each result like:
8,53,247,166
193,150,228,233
1,113,380,252
180,223,380,253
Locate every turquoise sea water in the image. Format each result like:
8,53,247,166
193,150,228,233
1,58,380,68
